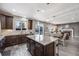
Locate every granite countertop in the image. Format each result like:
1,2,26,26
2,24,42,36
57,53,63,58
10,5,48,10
26,35,59,45
0,29,30,42
0,29,30,36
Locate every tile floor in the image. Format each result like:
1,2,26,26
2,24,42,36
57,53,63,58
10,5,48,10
2,43,31,56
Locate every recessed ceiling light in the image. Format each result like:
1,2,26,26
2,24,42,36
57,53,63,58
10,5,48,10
72,17,74,20
41,10,45,13
12,9,16,12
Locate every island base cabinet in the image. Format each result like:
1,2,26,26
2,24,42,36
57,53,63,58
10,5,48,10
44,42,55,56
35,43,44,56
27,38,56,56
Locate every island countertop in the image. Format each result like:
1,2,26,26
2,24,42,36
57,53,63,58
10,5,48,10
26,35,59,46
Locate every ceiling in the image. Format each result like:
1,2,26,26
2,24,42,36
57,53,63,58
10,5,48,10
0,3,79,24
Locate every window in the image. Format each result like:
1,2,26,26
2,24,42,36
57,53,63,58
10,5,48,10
15,18,27,30
35,22,44,35
35,22,44,41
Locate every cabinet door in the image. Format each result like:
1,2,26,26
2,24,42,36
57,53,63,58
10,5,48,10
17,35,22,44
28,20,33,30
30,40,35,56
45,42,55,56
0,15,13,29
5,36,18,47
35,43,43,56
27,39,31,52
27,39,35,55
21,35,27,43
17,35,27,44
6,16,13,29
0,15,6,29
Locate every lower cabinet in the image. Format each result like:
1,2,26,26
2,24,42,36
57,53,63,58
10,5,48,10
5,34,27,47
44,42,55,56
35,43,44,56
27,39,35,56
5,35,18,47
20,35,27,43
27,37,56,56
30,40,35,55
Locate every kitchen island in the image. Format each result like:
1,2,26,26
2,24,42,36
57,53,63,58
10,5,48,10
0,29,60,56
26,35,59,56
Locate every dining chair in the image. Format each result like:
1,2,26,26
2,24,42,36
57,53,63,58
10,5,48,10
58,33,68,46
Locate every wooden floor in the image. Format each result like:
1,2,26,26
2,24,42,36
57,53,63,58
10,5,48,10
59,37,79,56
1,37,79,56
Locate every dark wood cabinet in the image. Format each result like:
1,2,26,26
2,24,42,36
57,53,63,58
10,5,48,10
27,37,56,56
0,15,6,29
6,16,13,29
35,43,44,56
44,42,55,56
30,40,35,55
5,34,27,47
18,35,27,44
0,15,13,29
28,20,33,30
5,35,18,47
27,38,36,55
27,38,31,52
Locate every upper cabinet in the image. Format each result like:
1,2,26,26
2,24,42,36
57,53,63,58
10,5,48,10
28,20,33,30
6,16,13,29
0,15,6,29
0,15,13,29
